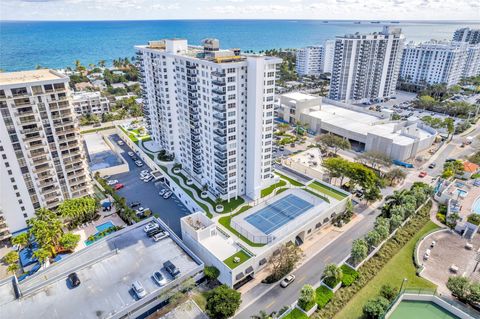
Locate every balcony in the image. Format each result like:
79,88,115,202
213,104,226,112
214,151,227,160
214,136,226,145
192,148,201,156
212,79,226,86
17,115,39,126
213,112,226,121
20,126,42,135
215,186,227,195
215,178,228,188
213,128,226,137
33,164,53,174
215,158,227,167
190,108,199,116
212,88,226,95
215,165,227,175
193,166,202,175
26,141,47,151
215,122,227,130
14,108,37,117
214,144,226,152
191,135,200,143
39,179,57,189
212,96,226,104
189,114,199,122
188,86,198,93
22,133,44,143
212,71,226,77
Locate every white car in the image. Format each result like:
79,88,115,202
152,271,165,286
280,275,295,288
135,161,144,167
128,151,134,157
132,281,146,299
158,189,167,196
143,175,153,182
163,191,173,199
140,169,150,175
106,179,119,186
143,222,159,233
117,140,124,146
152,232,169,242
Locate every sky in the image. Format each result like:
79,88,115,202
0,0,479,21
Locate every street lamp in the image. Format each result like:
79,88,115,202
400,278,408,292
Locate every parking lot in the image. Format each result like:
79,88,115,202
106,134,190,236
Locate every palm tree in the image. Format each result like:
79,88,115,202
98,60,106,68
7,263,19,274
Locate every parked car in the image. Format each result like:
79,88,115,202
280,274,295,288
428,163,436,169
130,201,141,208
143,222,159,233
135,161,144,167
279,146,285,151
164,260,180,278
147,228,163,237
152,232,169,242
163,191,173,199
117,140,124,146
106,179,119,186
102,175,111,180
158,189,167,196
152,271,165,286
128,151,134,157
114,183,124,190
68,272,81,288
140,169,150,176
92,123,101,128
144,176,153,182
138,207,145,213
132,156,138,161
132,281,147,299
418,171,427,178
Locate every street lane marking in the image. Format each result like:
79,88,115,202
266,301,275,309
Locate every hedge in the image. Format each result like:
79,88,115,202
316,285,334,308
340,264,359,287
314,200,433,319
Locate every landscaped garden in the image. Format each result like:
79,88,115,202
275,172,305,187
307,181,348,201
261,179,287,197
223,250,251,269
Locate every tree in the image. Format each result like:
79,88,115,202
365,230,383,248
7,263,19,274
27,208,63,254
385,168,407,185
375,217,391,239
2,251,19,265
59,233,81,251
468,282,480,304
267,243,302,282
446,212,461,230
277,123,290,134
390,213,404,232
204,265,220,281
11,233,29,249
205,284,241,319
33,248,51,265
351,239,368,265
447,276,471,302
322,263,343,286
251,311,274,319
57,197,98,226
444,117,455,140
322,157,351,185
416,95,436,110
298,284,315,310
442,160,464,179
316,134,351,155
363,296,390,319
356,151,392,171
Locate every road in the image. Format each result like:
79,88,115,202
235,125,480,318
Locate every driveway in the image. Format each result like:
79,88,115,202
106,134,190,236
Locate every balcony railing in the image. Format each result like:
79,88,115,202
214,136,226,145
214,151,227,160
213,104,226,112
212,88,226,95
213,112,226,121
212,71,226,77
212,79,226,86
213,128,226,137
212,97,226,104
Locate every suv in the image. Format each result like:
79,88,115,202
132,281,147,299
428,163,436,169
152,271,165,286
164,260,180,278
68,272,81,288
143,222,159,233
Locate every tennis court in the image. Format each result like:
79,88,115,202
245,194,315,235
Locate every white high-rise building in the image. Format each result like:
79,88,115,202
72,91,110,116
399,41,474,87
322,40,336,74
453,28,480,45
329,27,405,103
135,39,281,200
296,46,323,76
464,45,480,78
0,69,92,236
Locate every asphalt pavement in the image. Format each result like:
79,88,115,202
106,134,190,236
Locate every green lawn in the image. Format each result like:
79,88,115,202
261,180,287,197
218,206,265,248
223,250,251,269
334,221,439,319
303,188,330,203
275,172,305,187
308,181,347,201
283,308,309,319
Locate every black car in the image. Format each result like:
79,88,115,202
164,260,180,278
130,201,141,208
428,163,436,169
68,272,81,288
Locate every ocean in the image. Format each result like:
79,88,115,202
1,20,479,72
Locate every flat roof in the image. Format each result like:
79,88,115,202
0,69,66,86
282,92,319,101
84,133,124,170
0,218,202,319
307,101,433,145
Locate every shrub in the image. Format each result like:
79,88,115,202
2,251,19,265
351,239,368,265
363,296,390,318
436,212,446,224
205,285,241,319
204,266,220,281
340,264,359,287
380,284,398,301
315,285,334,308
467,214,480,226
447,276,472,302
298,284,316,311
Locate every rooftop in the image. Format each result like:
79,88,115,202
0,69,66,86
160,300,208,319
282,92,319,101
0,218,202,319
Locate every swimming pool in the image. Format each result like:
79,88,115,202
389,300,459,319
473,197,480,214
96,221,115,232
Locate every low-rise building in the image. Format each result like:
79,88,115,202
71,91,110,116
0,218,204,319
181,186,350,288
277,92,437,161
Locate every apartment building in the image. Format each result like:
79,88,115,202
135,39,281,200
296,45,323,76
399,41,473,87
329,27,405,103
464,45,480,78
322,39,336,74
0,69,92,236
453,27,480,45
71,91,110,116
